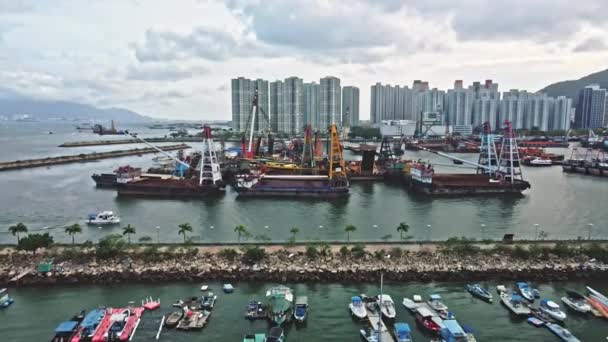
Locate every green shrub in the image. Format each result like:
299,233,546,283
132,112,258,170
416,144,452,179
305,245,319,259
511,245,530,259
17,233,54,255
351,244,367,259
96,234,126,259
390,247,403,258
373,249,386,260
551,242,577,258
219,248,238,261
339,246,350,258
139,246,161,262
242,246,266,264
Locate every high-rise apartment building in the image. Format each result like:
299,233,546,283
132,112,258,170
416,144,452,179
575,84,607,129
283,77,304,134
269,80,284,132
304,82,320,130
231,77,269,132
319,76,341,128
342,86,360,126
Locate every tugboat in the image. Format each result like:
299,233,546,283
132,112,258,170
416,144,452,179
86,211,120,225
0,288,14,309
466,284,493,303
266,286,294,325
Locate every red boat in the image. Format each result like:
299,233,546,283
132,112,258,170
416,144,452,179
102,307,145,341
415,307,441,334
90,308,115,342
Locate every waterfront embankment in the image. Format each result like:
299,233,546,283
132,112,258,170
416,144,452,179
0,143,190,171
2,240,607,287
59,137,210,147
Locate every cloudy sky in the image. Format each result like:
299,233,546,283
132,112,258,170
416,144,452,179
1,0,608,120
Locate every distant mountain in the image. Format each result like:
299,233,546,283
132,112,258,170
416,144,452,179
539,68,608,106
0,88,150,122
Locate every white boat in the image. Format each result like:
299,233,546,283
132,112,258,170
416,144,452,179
223,284,234,293
546,323,581,342
359,327,380,342
402,297,419,312
500,292,531,316
377,294,396,320
540,299,567,321
87,211,120,225
587,286,608,307
528,157,552,166
496,285,507,294
561,291,591,313
200,285,209,291
412,295,422,302
349,296,367,320
428,294,453,319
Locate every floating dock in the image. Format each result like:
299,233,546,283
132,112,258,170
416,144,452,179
0,144,190,171
366,307,395,342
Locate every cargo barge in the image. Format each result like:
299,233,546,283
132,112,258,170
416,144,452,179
234,174,348,197
92,165,142,188
561,147,608,177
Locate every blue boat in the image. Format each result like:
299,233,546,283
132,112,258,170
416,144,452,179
223,284,235,293
71,308,106,340
466,284,493,303
394,322,413,342
516,282,534,302
51,311,85,342
546,323,581,342
440,320,467,342
0,288,14,309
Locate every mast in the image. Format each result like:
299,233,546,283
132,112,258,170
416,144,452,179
247,88,258,157
125,131,191,169
199,125,222,186
301,125,314,168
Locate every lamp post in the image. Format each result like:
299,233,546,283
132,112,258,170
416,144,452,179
372,224,378,229
156,226,160,244
533,223,539,241
587,223,594,240
480,224,486,240
426,224,432,242
264,225,269,230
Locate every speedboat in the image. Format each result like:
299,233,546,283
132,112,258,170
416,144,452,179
377,294,396,320
496,285,507,294
540,299,567,321
51,311,85,342
164,310,184,328
546,323,581,342
200,285,209,291
223,284,235,293
245,301,266,320
428,294,453,319
0,288,14,309
530,306,558,324
266,286,294,325
264,327,285,342
516,282,535,302
201,292,217,310
466,284,493,303
527,157,553,166
243,333,266,342
350,296,368,320
294,296,309,322
359,326,380,342
561,290,591,313
87,211,120,225
414,307,441,335
587,286,608,307
500,292,531,316
401,297,419,312
394,322,413,342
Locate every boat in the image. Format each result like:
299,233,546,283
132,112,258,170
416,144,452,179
51,311,85,342
466,284,493,303
393,322,413,342
0,288,14,309
527,317,545,327
360,326,380,342
523,157,553,167
586,296,608,318
176,310,211,330
496,285,507,294
70,308,106,342
91,308,116,342
92,166,143,188
414,307,442,335
440,320,467,342
172,300,185,308
104,307,145,342
142,297,160,311
500,293,531,316
516,282,534,302
86,211,120,225
529,306,558,324
243,333,266,342
164,310,183,328
401,297,419,312
264,327,285,342
428,294,453,319
533,288,541,298
377,294,396,320
461,324,477,342
540,299,567,321
546,323,581,342
200,285,209,291
223,284,235,293
201,292,217,310
266,286,294,325
294,296,308,322
349,296,368,320
561,291,591,313
587,286,608,307
245,301,267,320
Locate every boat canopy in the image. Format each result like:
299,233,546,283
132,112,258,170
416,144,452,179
442,319,466,337
516,282,529,288
429,294,442,300
55,321,79,333
395,322,411,335
296,296,308,306
416,307,435,317
80,309,105,328
511,294,524,302
541,300,560,308
352,296,362,303
566,290,585,300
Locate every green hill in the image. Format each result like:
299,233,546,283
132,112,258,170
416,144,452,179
539,68,608,106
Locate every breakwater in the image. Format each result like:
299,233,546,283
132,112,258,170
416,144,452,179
2,242,607,287
0,143,190,171
59,137,209,147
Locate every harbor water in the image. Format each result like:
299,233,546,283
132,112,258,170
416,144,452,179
0,121,606,244
1,281,607,341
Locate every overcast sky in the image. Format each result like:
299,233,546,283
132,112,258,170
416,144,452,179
1,0,608,120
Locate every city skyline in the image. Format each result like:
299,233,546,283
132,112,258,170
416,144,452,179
1,1,608,120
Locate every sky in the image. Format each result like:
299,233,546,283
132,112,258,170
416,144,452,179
1,0,608,120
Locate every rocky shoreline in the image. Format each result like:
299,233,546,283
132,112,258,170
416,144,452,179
2,243,607,287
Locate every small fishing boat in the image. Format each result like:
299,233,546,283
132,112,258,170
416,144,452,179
266,286,294,325
243,333,266,342
350,296,368,320
466,284,493,303
516,282,535,302
176,310,211,330
294,296,309,322
0,288,14,309
104,307,145,341
440,320,467,342
546,323,581,342
496,285,507,294
530,307,558,324
223,284,235,293
51,311,85,342
527,317,545,327
587,286,608,307
264,327,285,342
245,301,267,320
393,322,413,342
142,297,160,311
500,293,531,316
70,308,106,342
401,297,419,312
359,326,380,342
201,292,217,310
414,307,442,335
428,294,453,319
86,211,120,225
164,310,184,328
540,299,567,321
377,294,396,320
200,285,209,291
561,291,591,313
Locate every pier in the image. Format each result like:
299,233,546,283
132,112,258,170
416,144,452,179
366,308,395,342
0,144,190,171
59,137,207,147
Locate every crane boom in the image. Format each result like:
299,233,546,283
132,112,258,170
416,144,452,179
416,146,495,172
125,131,191,169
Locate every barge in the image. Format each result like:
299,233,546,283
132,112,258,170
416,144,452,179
234,174,348,198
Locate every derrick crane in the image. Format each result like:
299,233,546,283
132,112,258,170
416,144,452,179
242,86,271,159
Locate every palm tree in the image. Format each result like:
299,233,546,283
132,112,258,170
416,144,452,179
345,225,356,242
178,223,193,243
8,222,28,244
122,224,136,244
234,225,247,244
290,226,300,242
64,223,82,245
397,222,410,240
